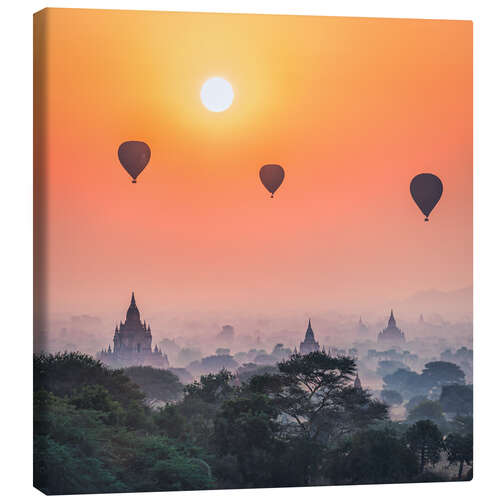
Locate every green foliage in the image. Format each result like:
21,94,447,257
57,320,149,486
439,384,473,416
214,393,282,487
383,369,427,400
405,420,444,473
384,362,466,401
34,351,464,492
34,434,125,495
184,369,236,405
69,384,125,425
124,366,184,402
326,429,419,484
34,390,212,494
155,403,187,439
34,391,126,494
407,400,445,426
237,363,279,383
34,354,213,495
189,354,239,375
109,432,213,491
445,432,473,479
177,369,237,449
451,415,473,435
421,361,465,388
224,352,388,485
35,352,144,407
254,352,389,445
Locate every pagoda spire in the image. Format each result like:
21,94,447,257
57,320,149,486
388,309,396,327
126,291,140,323
305,318,315,340
354,372,362,390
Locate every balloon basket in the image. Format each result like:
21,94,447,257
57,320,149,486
132,180,137,184
424,217,429,222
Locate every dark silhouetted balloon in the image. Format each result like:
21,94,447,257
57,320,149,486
410,173,443,221
259,164,285,198
118,141,151,183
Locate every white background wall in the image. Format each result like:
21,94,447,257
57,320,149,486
1,1,498,499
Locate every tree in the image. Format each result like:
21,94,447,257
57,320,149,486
34,354,214,495
272,343,292,359
407,400,445,425
34,352,144,408
34,391,126,494
123,366,184,402
188,354,239,376
251,352,388,446
34,388,213,495
214,393,283,487
183,369,236,405
111,433,213,491
237,363,279,384
451,415,473,436
439,385,473,416
155,403,187,439
381,389,403,406
69,384,125,425
178,369,237,448
421,362,465,389
445,433,473,479
383,369,428,400
405,420,444,473
326,429,419,484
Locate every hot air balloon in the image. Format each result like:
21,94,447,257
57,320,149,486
118,141,151,183
259,164,285,198
410,173,443,221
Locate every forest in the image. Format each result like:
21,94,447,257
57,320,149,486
34,351,472,494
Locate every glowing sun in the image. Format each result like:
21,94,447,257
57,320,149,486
200,77,234,112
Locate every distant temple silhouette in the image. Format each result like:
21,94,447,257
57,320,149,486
357,316,368,336
354,372,362,389
377,310,406,346
299,319,320,354
97,292,169,369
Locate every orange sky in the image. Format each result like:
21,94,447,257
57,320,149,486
35,9,472,320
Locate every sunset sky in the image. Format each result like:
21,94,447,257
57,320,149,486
35,9,472,321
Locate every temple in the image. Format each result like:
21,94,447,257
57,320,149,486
354,372,362,389
377,310,406,346
97,292,169,369
357,316,368,336
299,319,320,354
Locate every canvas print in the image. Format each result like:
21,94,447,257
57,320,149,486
33,8,473,494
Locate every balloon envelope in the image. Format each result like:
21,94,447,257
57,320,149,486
259,164,285,197
410,173,443,221
118,141,151,183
